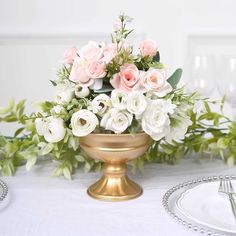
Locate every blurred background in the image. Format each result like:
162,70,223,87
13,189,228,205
0,0,236,134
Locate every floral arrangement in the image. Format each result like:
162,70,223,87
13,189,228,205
0,14,236,179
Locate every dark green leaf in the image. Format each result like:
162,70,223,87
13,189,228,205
167,68,183,88
14,127,24,137
153,51,160,62
50,80,57,86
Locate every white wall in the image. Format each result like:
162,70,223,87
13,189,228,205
0,0,236,134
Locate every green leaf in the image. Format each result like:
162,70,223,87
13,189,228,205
53,166,63,176
1,160,15,176
227,156,235,166
217,138,229,149
8,99,15,111
38,142,54,156
153,51,160,62
220,95,226,112
5,142,18,157
16,99,26,112
50,80,57,86
84,161,92,172
26,156,37,171
167,68,183,88
14,127,25,137
204,101,211,113
63,167,72,180
75,155,85,162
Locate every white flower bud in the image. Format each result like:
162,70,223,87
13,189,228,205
75,85,90,98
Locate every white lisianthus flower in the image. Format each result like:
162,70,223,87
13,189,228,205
165,113,192,143
111,89,127,110
101,108,133,133
127,91,147,115
36,117,66,143
141,100,170,141
75,84,90,98
53,80,75,105
71,109,99,137
91,94,111,117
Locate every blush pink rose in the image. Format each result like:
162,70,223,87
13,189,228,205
140,68,172,97
86,60,106,79
102,43,118,63
78,41,103,61
139,39,158,57
69,58,93,87
110,64,140,92
64,47,77,64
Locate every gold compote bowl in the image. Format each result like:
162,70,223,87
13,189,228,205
80,133,151,201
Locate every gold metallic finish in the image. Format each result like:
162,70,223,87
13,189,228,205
80,133,151,201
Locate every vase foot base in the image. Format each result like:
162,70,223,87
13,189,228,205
87,175,143,201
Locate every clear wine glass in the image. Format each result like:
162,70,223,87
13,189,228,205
217,55,236,120
187,54,215,96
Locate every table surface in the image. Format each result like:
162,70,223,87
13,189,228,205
0,157,235,236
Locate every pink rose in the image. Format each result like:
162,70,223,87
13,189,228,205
139,39,158,57
78,41,103,61
110,64,140,92
139,68,172,97
102,43,118,63
69,58,93,87
64,47,77,64
86,60,106,79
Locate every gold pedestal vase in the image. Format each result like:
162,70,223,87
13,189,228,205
80,133,151,201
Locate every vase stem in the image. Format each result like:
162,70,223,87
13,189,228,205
87,161,142,201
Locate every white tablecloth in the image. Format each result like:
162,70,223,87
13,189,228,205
0,157,235,236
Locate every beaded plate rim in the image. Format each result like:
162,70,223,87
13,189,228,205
0,179,8,201
162,175,236,236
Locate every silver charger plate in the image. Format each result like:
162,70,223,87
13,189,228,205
162,175,236,236
0,179,8,202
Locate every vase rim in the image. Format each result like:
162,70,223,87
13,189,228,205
86,132,148,137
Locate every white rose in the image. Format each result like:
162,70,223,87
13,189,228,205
36,117,66,143
101,108,133,133
75,84,90,98
127,91,147,115
53,80,74,105
165,113,192,143
141,100,170,141
111,89,127,110
91,94,111,116
71,109,98,137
